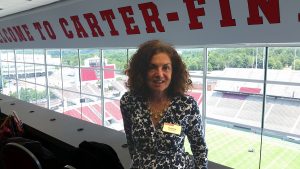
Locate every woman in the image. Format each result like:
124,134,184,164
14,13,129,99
120,40,208,169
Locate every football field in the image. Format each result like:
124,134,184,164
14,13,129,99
185,124,300,169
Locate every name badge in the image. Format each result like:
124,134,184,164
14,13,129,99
162,123,182,135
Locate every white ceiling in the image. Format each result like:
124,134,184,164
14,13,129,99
0,0,61,18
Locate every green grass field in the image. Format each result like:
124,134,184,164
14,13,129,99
185,124,300,169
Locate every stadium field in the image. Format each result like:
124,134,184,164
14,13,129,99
185,124,300,169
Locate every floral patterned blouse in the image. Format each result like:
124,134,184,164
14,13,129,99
120,92,208,169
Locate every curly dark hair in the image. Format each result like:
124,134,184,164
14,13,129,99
126,39,192,98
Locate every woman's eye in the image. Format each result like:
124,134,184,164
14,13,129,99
163,65,171,71
148,65,156,70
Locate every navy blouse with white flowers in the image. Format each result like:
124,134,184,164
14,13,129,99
120,92,208,169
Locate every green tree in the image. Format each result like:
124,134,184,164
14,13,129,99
103,50,127,70
268,57,283,69
10,88,56,102
208,52,225,70
295,59,300,70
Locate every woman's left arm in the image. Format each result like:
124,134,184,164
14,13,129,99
186,99,208,169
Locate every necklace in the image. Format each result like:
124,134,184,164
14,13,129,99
148,99,170,120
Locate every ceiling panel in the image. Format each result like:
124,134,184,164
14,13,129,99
0,0,60,18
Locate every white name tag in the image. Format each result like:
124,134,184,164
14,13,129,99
162,123,182,135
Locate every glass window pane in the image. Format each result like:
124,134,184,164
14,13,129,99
62,91,83,121
79,48,99,66
62,67,79,93
49,88,63,112
35,64,46,86
104,98,123,131
80,67,101,96
61,49,78,67
2,62,16,96
7,50,15,62
24,49,34,63
268,47,300,83
128,49,137,61
62,90,80,107
7,82,17,98
103,49,127,70
46,49,61,65
1,62,10,79
187,78,203,105
16,63,24,79
35,85,48,109
24,63,35,79
263,47,300,169
18,82,35,102
80,94,102,125
207,48,265,80
47,65,61,88
179,48,204,72
103,70,125,99
115,71,127,97
15,50,24,63
206,80,263,168
261,83,300,169
34,49,45,64
266,83,300,99
206,124,261,168
3,45,300,169
27,83,37,105
0,50,8,61
215,79,263,94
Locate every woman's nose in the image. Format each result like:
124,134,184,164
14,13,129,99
156,68,163,77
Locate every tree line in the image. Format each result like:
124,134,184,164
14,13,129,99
42,47,300,71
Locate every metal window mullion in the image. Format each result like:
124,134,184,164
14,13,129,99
13,50,19,99
0,50,3,93
126,49,129,67
60,49,64,113
258,46,269,169
44,49,50,109
33,49,37,104
294,48,297,70
100,49,105,126
4,52,8,91
22,49,26,82
6,51,10,92
202,48,208,136
78,49,83,119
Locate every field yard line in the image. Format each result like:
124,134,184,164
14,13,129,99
234,100,247,118
263,148,289,169
214,96,222,107
208,137,241,155
207,124,300,169
220,141,250,164
291,113,300,133
281,152,299,169
233,154,259,169
264,104,274,120
207,129,227,140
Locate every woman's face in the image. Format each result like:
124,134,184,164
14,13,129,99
146,52,172,95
